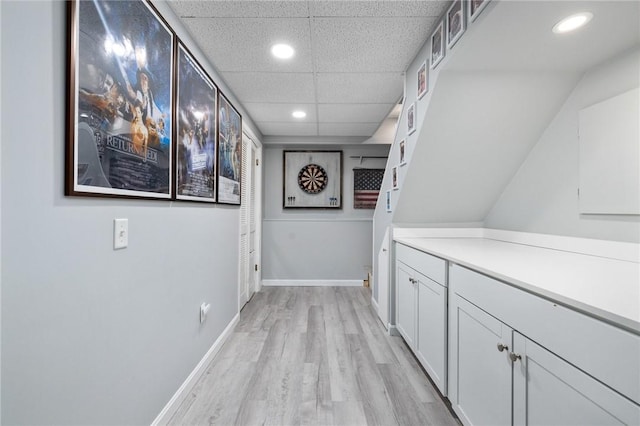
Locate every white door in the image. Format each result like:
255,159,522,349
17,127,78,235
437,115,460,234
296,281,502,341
376,228,390,328
238,132,262,310
238,134,251,309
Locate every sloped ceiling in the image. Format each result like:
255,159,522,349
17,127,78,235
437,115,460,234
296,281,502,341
393,0,639,224
167,0,450,139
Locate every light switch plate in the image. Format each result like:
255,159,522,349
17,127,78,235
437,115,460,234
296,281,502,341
114,218,128,249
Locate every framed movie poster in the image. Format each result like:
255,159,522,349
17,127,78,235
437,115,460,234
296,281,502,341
430,20,445,69
283,151,342,209
392,165,399,190
447,0,466,49
399,139,406,166
417,61,428,99
217,93,242,205
386,190,392,212
66,0,174,199
176,43,218,202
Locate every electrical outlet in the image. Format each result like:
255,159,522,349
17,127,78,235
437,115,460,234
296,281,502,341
114,218,128,249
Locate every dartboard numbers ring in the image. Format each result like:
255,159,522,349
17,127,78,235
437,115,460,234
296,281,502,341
298,163,328,194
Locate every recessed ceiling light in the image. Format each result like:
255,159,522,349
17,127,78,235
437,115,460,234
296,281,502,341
271,43,295,59
552,12,593,34
292,110,306,119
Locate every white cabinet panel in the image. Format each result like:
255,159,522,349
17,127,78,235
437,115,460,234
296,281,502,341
396,261,416,348
513,332,640,426
417,274,447,394
450,295,512,426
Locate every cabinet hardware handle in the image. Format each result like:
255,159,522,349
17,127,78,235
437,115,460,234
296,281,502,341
497,343,508,352
509,352,522,362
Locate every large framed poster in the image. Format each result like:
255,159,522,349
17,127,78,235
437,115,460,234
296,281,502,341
283,151,342,209
66,0,174,199
217,93,242,205
175,43,217,202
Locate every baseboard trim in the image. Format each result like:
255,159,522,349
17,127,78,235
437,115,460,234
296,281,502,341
262,279,362,287
370,295,379,313
389,325,401,337
151,313,240,426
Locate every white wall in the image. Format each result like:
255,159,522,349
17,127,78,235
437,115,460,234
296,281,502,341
485,49,640,243
1,1,259,424
262,145,388,281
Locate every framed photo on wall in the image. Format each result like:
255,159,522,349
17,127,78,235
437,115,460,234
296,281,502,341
430,20,445,69
417,61,428,99
392,165,399,190
66,0,174,199
175,42,218,202
399,139,406,166
469,0,490,22
407,103,416,135
217,93,242,205
386,190,392,212
283,151,342,209
447,0,466,48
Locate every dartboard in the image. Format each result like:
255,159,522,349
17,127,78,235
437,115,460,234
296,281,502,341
298,164,328,194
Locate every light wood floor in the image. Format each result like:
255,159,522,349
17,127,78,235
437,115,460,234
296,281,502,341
168,286,459,426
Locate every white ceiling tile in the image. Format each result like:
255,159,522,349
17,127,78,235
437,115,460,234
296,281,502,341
318,103,394,123
223,72,316,103
309,1,449,18
257,122,319,136
317,73,403,104
181,17,313,72
313,17,437,72
244,103,318,123
168,1,310,18
319,122,380,137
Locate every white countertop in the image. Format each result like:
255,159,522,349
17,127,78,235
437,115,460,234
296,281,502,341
394,236,640,334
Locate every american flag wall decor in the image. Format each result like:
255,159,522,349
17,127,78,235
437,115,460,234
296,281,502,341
353,168,384,209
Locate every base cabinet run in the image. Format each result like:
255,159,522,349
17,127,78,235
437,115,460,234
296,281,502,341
449,264,640,426
395,243,447,395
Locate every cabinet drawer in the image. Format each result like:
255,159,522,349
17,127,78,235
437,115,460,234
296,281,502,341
396,243,446,286
450,264,640,406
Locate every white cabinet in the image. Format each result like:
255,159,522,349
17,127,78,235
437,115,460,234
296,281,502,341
395,243,447,395
416,274,447,394
513,332,640,426
449,296,512,426
449,264,640,426
396,261,416,347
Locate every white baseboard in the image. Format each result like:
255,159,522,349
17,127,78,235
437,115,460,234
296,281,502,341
388,325,401,337
370,295,379,313
261,279,363,287
151,313,240,426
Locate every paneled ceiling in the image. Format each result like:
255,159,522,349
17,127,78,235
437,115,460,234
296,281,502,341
167,0,450,139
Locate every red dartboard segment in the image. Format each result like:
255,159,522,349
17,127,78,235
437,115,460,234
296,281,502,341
298,164,328,194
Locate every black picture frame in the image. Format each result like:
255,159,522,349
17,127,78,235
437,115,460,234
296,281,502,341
217,92,242,205
66,0,175,199
175,42,218,202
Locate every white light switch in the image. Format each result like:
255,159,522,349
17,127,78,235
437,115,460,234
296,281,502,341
114,218,128,249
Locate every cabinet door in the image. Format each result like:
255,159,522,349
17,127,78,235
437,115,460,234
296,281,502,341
396,262,416,348
513,332,640,426
416,274,447,395
449,295,512,426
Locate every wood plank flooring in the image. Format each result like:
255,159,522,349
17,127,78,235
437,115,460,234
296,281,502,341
168,286,459,426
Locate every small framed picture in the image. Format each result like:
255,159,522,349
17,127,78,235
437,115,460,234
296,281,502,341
399,140,406,166
417,61,428,99
386,190,392,212
469,0,489,22
407,103,416,135
430,20,445,69
392,166,399,190
447,0,465,49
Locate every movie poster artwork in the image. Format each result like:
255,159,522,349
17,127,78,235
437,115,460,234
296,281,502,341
176,44,217,202
217,94,242,205
68,0,173,199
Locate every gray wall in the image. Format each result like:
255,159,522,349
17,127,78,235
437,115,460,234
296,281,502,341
263,145,388,281
0,1,258,424
485,48,640,243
